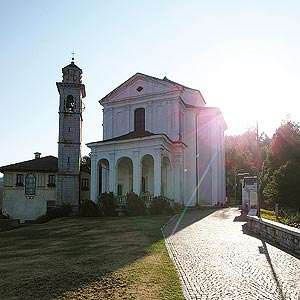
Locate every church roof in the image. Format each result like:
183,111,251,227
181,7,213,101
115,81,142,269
0,156,58,173
88,130,187,146
103,130,156,142
99,72,205,104
62,61,82,72
162,76,199,92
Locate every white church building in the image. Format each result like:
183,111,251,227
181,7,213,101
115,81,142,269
87,73,227,206
0,61,227,223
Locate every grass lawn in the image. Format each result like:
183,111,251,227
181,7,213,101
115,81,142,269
0,215,184,300
260,209,278,222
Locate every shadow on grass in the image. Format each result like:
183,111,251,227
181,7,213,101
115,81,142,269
0,215,174,300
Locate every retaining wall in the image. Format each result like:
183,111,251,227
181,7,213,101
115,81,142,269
247,215,300,255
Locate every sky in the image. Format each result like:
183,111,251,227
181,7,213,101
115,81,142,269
1,0,300,168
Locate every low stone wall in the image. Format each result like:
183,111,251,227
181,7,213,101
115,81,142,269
0,219,20,232
247,215,300,255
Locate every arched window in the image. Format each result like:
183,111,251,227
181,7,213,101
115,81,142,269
25,174,36,197
65,95,75,112
134,108,145,132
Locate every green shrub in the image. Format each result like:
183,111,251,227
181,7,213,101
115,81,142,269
35,204,72,223
46,204,72,219
99,192,116,217
279,208,300,229
79,200,100,217
173,202,183,214
126,192,146,216
149,196,173,215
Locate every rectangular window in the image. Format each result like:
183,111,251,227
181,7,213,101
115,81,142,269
47,201,56,212
134,108,145,132
81,178,89,191
141,177,146,193
117,184,122,196
16,174,24,186
48,175,56,187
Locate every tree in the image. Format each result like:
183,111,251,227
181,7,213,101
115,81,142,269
225,129,269,201
81,154,91,171
262,119,300,209
266,120,300,171
263,160,300,210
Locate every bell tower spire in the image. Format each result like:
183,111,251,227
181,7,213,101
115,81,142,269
56,58,86,209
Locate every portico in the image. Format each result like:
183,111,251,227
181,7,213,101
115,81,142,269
87,131,184,203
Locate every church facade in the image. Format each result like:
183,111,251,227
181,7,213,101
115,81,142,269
87,73,227,206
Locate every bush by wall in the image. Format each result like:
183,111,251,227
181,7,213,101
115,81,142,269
126,192,146,216
79,200,100,217
46,204,72,219
149,196,173,215
35,204,72,224
35,214,51,224
279,208,300,229
99,192,116,217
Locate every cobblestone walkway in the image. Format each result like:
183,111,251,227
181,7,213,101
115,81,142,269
163,207,300,300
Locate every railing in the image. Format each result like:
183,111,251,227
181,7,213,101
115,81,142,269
141,193,154,207
115,195,126,207
114,194,174,206
114,193,156,207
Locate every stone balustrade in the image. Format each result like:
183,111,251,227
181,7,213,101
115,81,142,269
247,215,300,255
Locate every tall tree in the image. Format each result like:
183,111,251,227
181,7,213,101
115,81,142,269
225,129,269,201
262,119,300,209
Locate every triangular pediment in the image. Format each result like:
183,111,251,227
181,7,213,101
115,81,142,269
100,73,183,105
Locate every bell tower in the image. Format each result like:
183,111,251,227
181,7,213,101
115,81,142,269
56,58,86,209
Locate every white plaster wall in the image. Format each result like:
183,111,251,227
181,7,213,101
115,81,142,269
102,95,181,142
182,109,197,205
2,172,57,222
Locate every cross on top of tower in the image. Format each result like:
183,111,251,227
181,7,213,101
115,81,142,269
71,51,75,62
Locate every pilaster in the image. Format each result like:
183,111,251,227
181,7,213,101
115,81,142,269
132,150,141,195
90,154,98,203
109,152,116,194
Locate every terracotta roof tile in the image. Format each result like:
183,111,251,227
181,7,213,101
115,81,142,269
0,156,58,173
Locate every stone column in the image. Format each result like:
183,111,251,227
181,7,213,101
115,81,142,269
109,152,116,194
132,150,141,195
174,153,184,204
154,148,162,196
90,154,98,203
